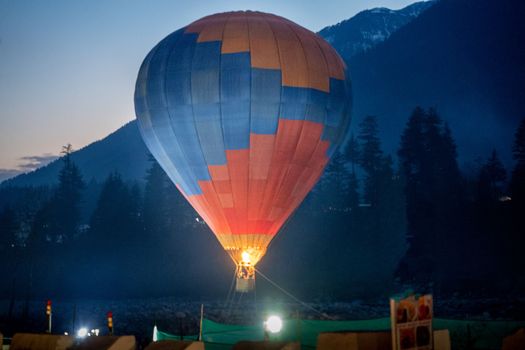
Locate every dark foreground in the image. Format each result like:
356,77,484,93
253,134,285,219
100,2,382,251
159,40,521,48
1,296,525,349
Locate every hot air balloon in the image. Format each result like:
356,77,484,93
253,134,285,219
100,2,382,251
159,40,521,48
134,11,352,292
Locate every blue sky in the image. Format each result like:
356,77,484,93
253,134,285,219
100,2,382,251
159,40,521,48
0,0,415,177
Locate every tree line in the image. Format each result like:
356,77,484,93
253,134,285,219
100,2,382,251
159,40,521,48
0,109,524,301
0,146,230,301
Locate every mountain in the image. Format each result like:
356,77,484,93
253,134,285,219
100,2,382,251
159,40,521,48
2,3,430,188
345,0,525,167
319,1,434,61
1,121,150,187
3,0,524,188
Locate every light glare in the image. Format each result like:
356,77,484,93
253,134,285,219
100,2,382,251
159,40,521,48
265,315,283,333
77,327,88,338
241,251,251,264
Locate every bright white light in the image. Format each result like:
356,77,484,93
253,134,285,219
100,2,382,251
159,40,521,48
265,315,283,334
64,332,69,336
77,327,88,338
153,325,158,342
241,251,251,264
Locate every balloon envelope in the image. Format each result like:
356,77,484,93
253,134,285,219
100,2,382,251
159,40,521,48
134,11,352,269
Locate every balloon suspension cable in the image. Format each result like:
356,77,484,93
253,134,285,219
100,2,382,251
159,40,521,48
254,267,335,320
237,288,244,305
224,268,238,315
253,279,258,315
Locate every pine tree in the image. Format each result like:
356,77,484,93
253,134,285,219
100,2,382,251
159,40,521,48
358,116,383,173
55,144,85,242
0,206,18,250
441,123,461,183
343,133,361,210
85,172,143,291
358,115,384,206
398,107,427,237
396,107,463,287
472,148,514,287
89,172,141,254
510,118,525,204
345,115,408,292
344,133,360,175
322,150,351,211
347,171,360,211
398,107,426,185
477,149,507,203
143,157,170,244
371,155,407,284
509,118,525,284
28,145,84,245
128,182,143,245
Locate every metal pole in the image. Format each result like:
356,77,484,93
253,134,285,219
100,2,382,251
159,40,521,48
199,304,204,341
107,312,114,336
46,300,52,333
72,304,76,334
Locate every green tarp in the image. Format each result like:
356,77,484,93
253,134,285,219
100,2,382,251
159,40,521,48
155,317,525,349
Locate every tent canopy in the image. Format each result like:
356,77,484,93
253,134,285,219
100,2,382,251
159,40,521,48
155,317,525,349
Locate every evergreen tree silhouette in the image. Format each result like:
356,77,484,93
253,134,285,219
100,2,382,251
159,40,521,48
509,118,525,286
397,107,463,288
29,144,84,245
90,172,140,246
322,150,351,211
477,149,507,203
353,115,407,292
55,144,85,242
510,118,525,205
0,206,18,250
143,156,170,244
343,133,361,210
85,172,143,295
344,133,360,176
358,115,383,206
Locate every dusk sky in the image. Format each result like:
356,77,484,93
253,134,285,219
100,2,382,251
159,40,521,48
0,0,415,179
